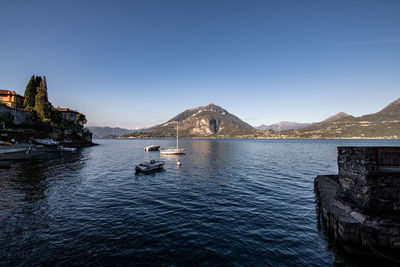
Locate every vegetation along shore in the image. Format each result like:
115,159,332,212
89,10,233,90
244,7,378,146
0,75,96,154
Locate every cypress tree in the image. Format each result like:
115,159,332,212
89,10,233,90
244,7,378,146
23,75,37,110
34,79,53,122
35,76,42,87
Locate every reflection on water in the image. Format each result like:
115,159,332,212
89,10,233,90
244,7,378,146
0,139,399,266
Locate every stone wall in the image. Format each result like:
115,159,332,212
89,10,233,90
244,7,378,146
337,147,400,215
315,146,400,262
0,105,32,125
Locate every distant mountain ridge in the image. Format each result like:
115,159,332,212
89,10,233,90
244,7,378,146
87,126,135,139
256,112,350,131
124,103,255,138
280,98,400,138
118,98,399,139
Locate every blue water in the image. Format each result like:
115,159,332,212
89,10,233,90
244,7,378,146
1,139,399,266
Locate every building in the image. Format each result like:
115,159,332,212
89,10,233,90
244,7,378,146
55,107,78,122
0,90,24,109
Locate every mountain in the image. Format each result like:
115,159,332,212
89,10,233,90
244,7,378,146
87,126,136,139
278,98,400,138
320,112,350,123
123,104,255,138
256,122,313,131
120,98,399,139
256,112,350,131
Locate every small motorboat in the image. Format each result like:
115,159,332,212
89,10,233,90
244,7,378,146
33,139,59,146
135,160,165,174
144,145,160,151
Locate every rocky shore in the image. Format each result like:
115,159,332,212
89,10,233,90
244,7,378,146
315,146,400,262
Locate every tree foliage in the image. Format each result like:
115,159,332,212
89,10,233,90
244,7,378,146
34,79,53,123
21,75,90,141
77,113,87,125
23,75,39,110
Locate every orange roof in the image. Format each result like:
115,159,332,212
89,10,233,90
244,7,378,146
0,89,10,94
55,107,78,113
0,89,24,98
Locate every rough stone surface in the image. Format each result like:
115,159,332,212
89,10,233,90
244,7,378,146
0,105,32,124
315,146,400,262
337,147,400,215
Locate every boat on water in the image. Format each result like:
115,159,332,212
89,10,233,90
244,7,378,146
144,145,160,151
160,148,186,155
135,160,165,174
57,146,77,152
43,146,77,153
33,139,59,146
160,122,186,155
0,141,12,146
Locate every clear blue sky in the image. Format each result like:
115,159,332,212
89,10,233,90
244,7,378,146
1,0,399,128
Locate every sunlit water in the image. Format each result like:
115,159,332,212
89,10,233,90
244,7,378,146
1,139,399,266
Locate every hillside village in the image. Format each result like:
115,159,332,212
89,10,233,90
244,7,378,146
0,76,93,146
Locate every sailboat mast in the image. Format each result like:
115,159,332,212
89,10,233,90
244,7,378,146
176,121,179,149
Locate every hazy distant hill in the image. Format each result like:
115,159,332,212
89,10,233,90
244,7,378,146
256,121,313,131
87,126,135,139
256,112,350,131
123,104,255,138
279,98,400,138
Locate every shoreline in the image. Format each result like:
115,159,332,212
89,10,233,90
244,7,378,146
102,137,400,140
0,141,97,162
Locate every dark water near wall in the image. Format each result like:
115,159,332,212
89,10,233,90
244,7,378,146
1,139,399,266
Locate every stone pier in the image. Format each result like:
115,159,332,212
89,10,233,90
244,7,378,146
315,146,400,262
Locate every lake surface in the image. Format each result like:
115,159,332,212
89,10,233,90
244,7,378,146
1,139,399,266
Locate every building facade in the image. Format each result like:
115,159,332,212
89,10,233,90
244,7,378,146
0,90,24,109
55,107,78,122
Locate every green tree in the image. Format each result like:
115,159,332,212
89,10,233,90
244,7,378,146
77,113,87,125
35,76,42,87
23,75,37,110
34,79,53,123
50,107,62,126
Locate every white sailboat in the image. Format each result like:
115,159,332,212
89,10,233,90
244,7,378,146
160,122,186,155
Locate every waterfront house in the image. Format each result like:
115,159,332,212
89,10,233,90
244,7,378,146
56,107,78,122
0,90,24,109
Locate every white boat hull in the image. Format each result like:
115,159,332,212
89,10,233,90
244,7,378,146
160,148,186,155
33,139,59,146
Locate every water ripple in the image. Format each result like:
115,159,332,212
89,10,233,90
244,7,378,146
1,139,399,266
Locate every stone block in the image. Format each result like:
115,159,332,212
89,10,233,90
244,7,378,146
315,146,400,262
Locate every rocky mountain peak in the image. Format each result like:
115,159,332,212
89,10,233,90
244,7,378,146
149,104,254,137
321,112,350,123
200,103,228,114
205,103,220,109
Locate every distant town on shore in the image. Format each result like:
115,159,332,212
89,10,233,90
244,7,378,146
88,98,400,140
